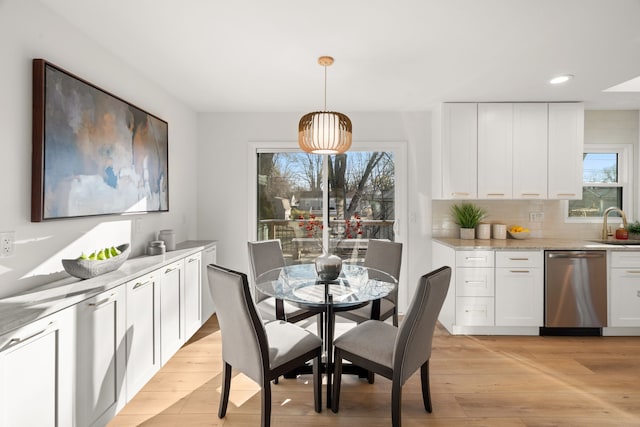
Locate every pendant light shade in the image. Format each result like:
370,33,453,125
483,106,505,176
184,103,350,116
298,56,352,154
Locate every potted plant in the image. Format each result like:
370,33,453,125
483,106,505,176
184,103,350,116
450,203,487,239
627,220,640,240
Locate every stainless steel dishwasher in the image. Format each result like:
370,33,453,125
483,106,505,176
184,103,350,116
544,250,607,335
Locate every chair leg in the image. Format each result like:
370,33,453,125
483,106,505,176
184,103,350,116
218,362,232,418
392,309,399,327
313,350,322,413
331,348,343,413
261,380,272,427
367,370,375,384
420,360,432,413
316,312,324,339
391,378,402,427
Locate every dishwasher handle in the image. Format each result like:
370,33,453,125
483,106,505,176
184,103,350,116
547,252,605,259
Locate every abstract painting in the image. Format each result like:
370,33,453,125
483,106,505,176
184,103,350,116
32,59,169,221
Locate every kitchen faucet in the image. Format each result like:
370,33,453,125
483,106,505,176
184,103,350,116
602,207,628,239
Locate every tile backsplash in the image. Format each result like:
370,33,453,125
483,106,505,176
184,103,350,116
432,199,623,240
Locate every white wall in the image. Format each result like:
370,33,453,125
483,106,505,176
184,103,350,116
197,112,432,312
0,0,199,297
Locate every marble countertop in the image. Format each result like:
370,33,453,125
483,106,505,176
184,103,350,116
433,237,640,250
0,240,216,337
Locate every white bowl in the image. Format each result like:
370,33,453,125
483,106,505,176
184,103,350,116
508,231,530,240
62,244,130,279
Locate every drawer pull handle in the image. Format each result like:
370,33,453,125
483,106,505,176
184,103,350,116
556,193,576,197
626,270,640,274
464,257,486,261
521,193,540,196
464,280,486,284
486,193,505,196
5,322,54,349
188,257,198,263
133,280,151,289
464,309,486,313
510,270,530,273
452,192,470,196
88,294,116,308
509,258,529,261
165,267,177,273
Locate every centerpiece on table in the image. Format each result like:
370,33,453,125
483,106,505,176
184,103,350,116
450,203,487,240
298,214,342,280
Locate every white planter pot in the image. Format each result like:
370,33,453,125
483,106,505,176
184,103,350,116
460,228,475,240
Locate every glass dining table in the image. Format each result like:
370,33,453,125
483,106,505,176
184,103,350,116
255,263,397,407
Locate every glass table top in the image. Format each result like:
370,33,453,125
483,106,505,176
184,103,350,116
255,263,397,309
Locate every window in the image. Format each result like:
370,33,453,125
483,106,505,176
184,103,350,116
566,144,632,221
253,147,402,265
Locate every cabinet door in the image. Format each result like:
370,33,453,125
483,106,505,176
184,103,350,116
610,268,640,327
548,103,584,199
185,252,202,338
456,296,494,326
202,245,217,319
160,260,185,364
442,103,478,199
0,307,74,427
495,268,543,326
76,286,126,427
513,103,548,199
456,267,495,297
125,272,161,401
478,103,513,199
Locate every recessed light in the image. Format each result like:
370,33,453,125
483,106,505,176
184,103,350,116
549,74,574,85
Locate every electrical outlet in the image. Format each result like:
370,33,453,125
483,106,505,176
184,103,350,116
529,212,544,222
0,231,15,257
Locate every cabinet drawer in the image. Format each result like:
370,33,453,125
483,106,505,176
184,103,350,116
610,251,640,268
456,268,494,296
456,297,494,326
456,250,494,267
495,251,542,268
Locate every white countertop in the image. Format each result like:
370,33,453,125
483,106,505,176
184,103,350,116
0,240,215,337
432,237,640,250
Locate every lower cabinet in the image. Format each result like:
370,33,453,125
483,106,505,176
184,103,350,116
185,252,202,338
495,251,543,326
125,271,161,401
0,306,75,427
609,251,640,327
76,285,127,427
159,260,185,365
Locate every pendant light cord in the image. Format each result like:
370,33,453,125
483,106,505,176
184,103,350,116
323,64,327,111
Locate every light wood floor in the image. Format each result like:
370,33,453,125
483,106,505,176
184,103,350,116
109,315,640,426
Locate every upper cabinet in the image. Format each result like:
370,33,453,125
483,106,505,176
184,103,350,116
440,103,478,199
478,103,513,199
433,102,583,200
548,103,584,200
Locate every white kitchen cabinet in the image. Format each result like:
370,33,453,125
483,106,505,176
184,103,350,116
478,103,513,199
495,251,543,327
184,252,202,338
202,244,217,320
512,103,548,199
455,250,495,326
76,285,126,427
159,260,185,364
0,306,74,427
125,271,161,401
609,251,640,327
441,103,478,199
548,102,584,199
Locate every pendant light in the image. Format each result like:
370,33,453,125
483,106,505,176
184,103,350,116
298,56,352,154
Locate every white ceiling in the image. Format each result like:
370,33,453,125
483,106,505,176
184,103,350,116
39,0,640,113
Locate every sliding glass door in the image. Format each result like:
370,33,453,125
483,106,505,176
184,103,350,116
256,150,397,265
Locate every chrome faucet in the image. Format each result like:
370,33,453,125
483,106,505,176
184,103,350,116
602,207,628,239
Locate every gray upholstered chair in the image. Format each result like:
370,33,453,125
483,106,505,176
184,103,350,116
207,264,322,427
248,239,319,323
338,239,403,326
331,266,451,427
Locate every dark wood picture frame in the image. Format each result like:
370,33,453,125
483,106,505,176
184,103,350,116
32,59,169,222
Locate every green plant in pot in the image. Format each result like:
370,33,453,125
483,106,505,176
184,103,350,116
450,203,487,239
628,220,640,240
